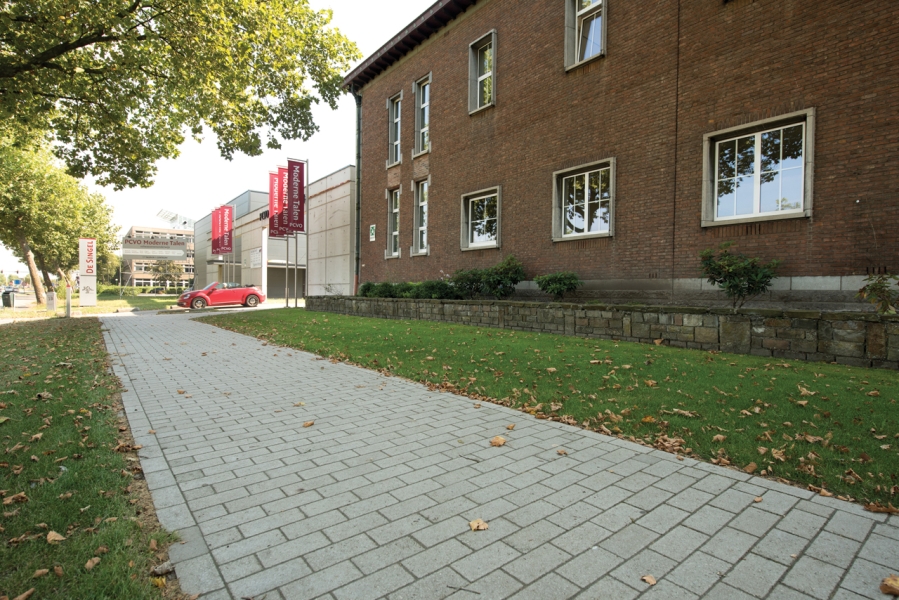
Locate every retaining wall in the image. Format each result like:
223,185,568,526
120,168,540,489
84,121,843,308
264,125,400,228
306,297,899,370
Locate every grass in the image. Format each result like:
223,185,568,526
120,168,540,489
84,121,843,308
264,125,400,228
0,295,176,320
0,318,177,599
203,308,899,507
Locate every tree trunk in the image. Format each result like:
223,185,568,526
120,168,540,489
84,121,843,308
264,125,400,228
33,250,54,292
57,268,71,287
16,234,45,304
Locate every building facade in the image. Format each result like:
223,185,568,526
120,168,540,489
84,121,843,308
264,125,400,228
344,0,899,307
123,226,194,288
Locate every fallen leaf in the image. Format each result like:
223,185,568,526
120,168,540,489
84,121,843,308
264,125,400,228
96,545,108,554
152,577,166,588
881,575,899,595
32,569,48,578
797,385,816,397
641,415,656,423
46,531,65,544
104,517,117,523
29,433,42,442
653,339,663,346
557,449,568,456
641,575,657,586
293,402,305,407
468,518,489,531
489,436,506,447
84,557,100,571
176,390,185,394
148,430,155,434
506,424,515,431
744,462,757,474
473,403,481,409
796,400,808,407
590,360,600,364
151,561,174,575
754,497,763,503
0,416,8,424
54,566,63,577
865,503,899,515
149,539,158,551
712,434,727,443
546,368,557,373
303,421,314,428
12,588,35,600
867,390,880,397
3,492,27,505
644,380,658,388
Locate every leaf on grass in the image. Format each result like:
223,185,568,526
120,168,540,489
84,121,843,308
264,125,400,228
506,424,515,431
490,436,506,447
469,518,489,531
557,449,568,456
46,531,65,544
152,577,167,588
96,545,108,554
0,416,9,424
881,575,899,596
149,539,158,552
33,569,48,578
641,415,656,424
771,449,786,462
84,557,100,571
644,380,658,388
12,588,35,600
36,392,52,399
29,433,42,442
744,462,758,474
590,360,601,364
546,367,557,373
797,385,817,397
54,566,63,577
641,575,657,585
796,400,808,407
3,492,27,505
882,445,892,451
867,390,880,397
712,434,727,443
303,421,314,428
653,339,663,346
865,503,899,515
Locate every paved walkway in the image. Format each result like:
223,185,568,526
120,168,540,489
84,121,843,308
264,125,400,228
101,311,899,600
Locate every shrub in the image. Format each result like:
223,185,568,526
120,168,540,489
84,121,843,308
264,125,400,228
857,274,899,314
394,282,415,298
413,280,458,300
357,282,375,297
450,269,484,299
369,282,397,298
699,242,781,312
534,271,583,301
482,255,525,299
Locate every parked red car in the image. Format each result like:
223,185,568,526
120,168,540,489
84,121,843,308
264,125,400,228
178,282,265,309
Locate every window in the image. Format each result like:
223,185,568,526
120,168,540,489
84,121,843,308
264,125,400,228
552,159,615,241
414,76,431,155
565,0,606,69
469,32,496,113
461,186,502,250
387,93,402,166
387,188,400,258
702,109,815,226
412,179,429,255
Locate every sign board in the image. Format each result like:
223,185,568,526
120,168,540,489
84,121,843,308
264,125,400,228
250,247,263,268
78,237,97,307
286,159,306,233
13,279,21,286
122,237,188,260
369,225,376,241
268,171,285,237
220,205,233,253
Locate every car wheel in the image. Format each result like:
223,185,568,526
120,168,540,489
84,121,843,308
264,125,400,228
191,298,207,310
245,295,259,308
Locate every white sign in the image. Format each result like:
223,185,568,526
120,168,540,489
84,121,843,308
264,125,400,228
78,238,97,307
250,247,263,268
121,237,187,260
369,224,376,241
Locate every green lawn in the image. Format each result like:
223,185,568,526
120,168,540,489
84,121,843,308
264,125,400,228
203,308,899,507
1,295,176,320
0,318,176,599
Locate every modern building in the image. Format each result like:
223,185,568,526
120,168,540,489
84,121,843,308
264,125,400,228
308,165,357,296
123,226,194,288
343,0,899,307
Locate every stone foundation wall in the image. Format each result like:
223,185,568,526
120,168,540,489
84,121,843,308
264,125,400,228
306,297,899,370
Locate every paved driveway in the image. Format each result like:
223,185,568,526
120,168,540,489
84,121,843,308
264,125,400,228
101,311,899,600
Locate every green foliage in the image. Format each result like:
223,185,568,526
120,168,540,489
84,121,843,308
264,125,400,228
857,274,899,315
148,260,184,288
450,269,485,299
411,280,459,300
0,0,361,189
357,282,375,297
534,271,583,301
369,282,397,298
699,242,781,311
482,255,526,299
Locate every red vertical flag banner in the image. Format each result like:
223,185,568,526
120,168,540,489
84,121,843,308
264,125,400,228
286,159,305,233
278,165,289,234
269,171,284,237
221,205,233,253
211,206,222,255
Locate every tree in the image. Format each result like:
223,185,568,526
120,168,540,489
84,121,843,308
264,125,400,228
148,260,184,289
0,143,118,303
0,0,360,189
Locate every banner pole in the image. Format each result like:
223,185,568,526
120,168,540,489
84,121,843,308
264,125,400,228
294,232,298,308
285,237,289,308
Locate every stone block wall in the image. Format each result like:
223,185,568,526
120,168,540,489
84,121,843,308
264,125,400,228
306,297,899,370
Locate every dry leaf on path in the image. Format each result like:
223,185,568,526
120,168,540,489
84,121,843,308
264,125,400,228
32,569,48,578
84,557,100,571
557,449,568,456
473,403,481,409
469,519,489,531
754,497,763,503
293,402,305,407
303,421,314,428
176,390,185,395
46,531,65,544
506,424,515,431
641,575,657,585
882,575,899,596
490,436,506,447
13,588,35,600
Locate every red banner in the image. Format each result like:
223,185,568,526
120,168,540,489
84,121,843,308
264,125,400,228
211,206,222,255
279,165,289,235
269,171,285,238
220,204,233,253
286,159,305,233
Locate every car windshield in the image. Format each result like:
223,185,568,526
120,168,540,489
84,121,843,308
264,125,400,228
203,282,218,292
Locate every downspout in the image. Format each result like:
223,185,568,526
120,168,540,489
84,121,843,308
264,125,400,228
352,87,363,295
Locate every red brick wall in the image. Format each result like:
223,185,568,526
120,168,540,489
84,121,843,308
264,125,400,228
357,0,899,286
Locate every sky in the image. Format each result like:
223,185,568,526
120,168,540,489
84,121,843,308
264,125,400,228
0,0,435,276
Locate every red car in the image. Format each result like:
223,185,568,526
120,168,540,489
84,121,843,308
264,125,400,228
178,282,265,309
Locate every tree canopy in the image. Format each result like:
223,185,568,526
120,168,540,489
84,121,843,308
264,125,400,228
0,0,360,189
148,259,184,288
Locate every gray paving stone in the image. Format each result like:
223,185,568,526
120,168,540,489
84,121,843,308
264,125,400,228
682,504,734,535
504,519,567,553
603,524,657,559
174,553,226,595
305,533,378,571
352,536,424,575
609,548,677,590
445,569,523,600
591,503,646,533
781,555,845,599
666,551,730,596
700,527,758,565
256,531,331,568
550,522,612,555
637,503,691,534
858,532,899,570
721,552,788,597
728,506,781,537
506,572,580,600
649,526,709,563
572,575,639,600
752,528,809,566
766,585,817,600
838,557,892,599
401,538,473,578
805,530,861,568
228,555,311,599
703,582,758,599
639,579,700,600
824,510,875,542
453,541,521,582
279,561,364,600
502,543,572,584
389,566,469,600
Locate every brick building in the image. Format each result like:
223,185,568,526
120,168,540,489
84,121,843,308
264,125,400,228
343,0,899,307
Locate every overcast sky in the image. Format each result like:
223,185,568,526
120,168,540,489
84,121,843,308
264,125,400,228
0,0,435,276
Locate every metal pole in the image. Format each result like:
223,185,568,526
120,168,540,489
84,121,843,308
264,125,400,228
285,236,289,308
304,159,309,301
294,232,298,308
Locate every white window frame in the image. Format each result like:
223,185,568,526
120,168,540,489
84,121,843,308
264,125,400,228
469,31,496,114
411,178,431,256
552,158,616,241
565,0,607,71
413,74,431,157
460,186,502,251
385,187,401,258
386,92,403,168
702,108,815,227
